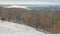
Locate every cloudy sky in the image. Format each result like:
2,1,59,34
0,0,60,5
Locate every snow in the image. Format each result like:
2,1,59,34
4,5,28,9
6,5,27,8
4,5,31,10
0,20,60,36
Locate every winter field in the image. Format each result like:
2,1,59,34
0,5,60,33
0,4,60,35
0,20,59,36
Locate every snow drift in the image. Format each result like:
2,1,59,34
0,20,60,36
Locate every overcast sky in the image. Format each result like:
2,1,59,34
0,0,60,5
0,0,60,2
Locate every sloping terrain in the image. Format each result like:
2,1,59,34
0,6,60,33
0,20,42,36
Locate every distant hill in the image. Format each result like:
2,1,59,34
0,4,60,10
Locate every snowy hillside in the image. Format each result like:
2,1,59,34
0,20,43,36
4,5,32,10
4,5,27,8
0,20,60,36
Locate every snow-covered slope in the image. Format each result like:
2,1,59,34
0,20,43,36
4,5,31,10
0,20,60,36
5,5,27,8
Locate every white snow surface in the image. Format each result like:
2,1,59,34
0,20,60,36
6,5,27,8
4,5,31,10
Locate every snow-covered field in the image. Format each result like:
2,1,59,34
0,20,60,36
